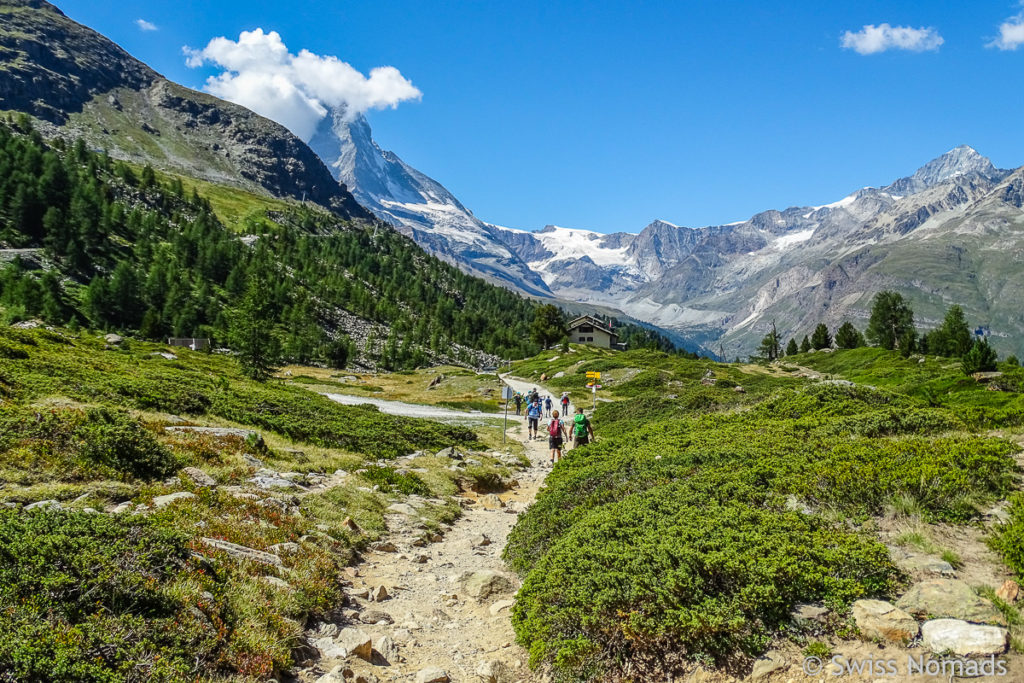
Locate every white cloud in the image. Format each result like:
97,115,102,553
987,4,1024,50
136,19,158,32
840,23,944,55
183,28,421,141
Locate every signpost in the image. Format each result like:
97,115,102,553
585,372,601,409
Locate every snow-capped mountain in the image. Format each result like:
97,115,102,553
307,106,552,296
305,112,1024,358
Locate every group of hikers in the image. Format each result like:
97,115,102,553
512,387,594,467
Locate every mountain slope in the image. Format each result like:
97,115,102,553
489,147,1023,357
0,0,369,218
308,107,552,295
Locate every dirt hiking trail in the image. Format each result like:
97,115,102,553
299,376,570,683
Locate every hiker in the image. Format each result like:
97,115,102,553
572,406,594,449
560,392,570,415
526,398,543,440
513,392,523,416
544,395,553,417
548,409,567,466
530,388,539,404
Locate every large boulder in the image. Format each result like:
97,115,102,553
896,579,1006,625
851,599,919,644
460,570,515,600
337,627,373,661
920,618,1008,656
415,667,450,683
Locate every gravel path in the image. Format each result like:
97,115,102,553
324,393,501,422
301,377,575,683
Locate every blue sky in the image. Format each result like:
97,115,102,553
58,1,1024,233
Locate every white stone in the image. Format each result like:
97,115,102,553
921,618,1008,656
415,667,450,683
152,491,196,508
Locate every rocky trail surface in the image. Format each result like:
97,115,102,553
298,377,569,683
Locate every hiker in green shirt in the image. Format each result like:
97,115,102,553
572,406,594,449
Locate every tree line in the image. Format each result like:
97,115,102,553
757,290,1012,375
0,115,544,376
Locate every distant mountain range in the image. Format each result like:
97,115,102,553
316,104,1024,357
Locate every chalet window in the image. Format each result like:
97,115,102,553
578,325,594,332
586,336,593,342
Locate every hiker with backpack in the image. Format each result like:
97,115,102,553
526,398,543,440
544,395,553,417
572,406,594,448
548,409,567,466
560,393,570,415
513,392,523,416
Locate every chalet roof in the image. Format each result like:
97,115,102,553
568,315,617,338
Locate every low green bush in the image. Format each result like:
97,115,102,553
76,407,179,480
512,484,901,679
361,465,431,496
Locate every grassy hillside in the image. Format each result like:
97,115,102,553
0,324,521,680
505,347,1024,680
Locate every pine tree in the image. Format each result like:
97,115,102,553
800,336,811,353
230,274,281,381
962,337,998,375
936,305,974,357
866,291,914,350
786,338,799,356
757,321,782,361
834,322,865,350
810,323,832,350
530,304,566,349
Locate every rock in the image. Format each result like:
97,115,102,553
370,585,389,602
359,609,394,625
337,627,373,661
317,623,340,638
341,516,361,533
489,599,515,616
749,652,787,680
478,494,505,509
269,542,299,555
470,533,491,547
249,475,301,490
110,502,133,514
103,333,123,344
554,371,565,378
415,667,450,683
24,499,62,511
151,352,177,360
200,537,283,566
412,553,429,564
852,599,919,644
376,635,399,663
243,454,264,467
181,467,216,487
790,603,829,625
371,541,398,553
165,426,259,440
355,673,379,683
920,618,1008,655
897,555,957,577
152,491,196,508
733,385,746,393
972,371,1004,383
475,659,513,683
387,503,417,516
460,570,515,600
436,447,463,460
996,579,1020,604
350,588,370,599
896,579,1006,625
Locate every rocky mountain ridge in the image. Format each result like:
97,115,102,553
0,0,369,219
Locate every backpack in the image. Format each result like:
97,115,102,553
574,413,589,436
548,419,561,437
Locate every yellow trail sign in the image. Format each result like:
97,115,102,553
585,371,601,379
